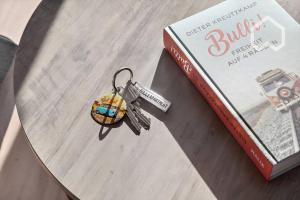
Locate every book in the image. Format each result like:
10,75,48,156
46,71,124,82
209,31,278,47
163,0,300,180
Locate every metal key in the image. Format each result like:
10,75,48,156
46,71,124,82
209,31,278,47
125,82,151,127
120,81,151,133
132,101,151,130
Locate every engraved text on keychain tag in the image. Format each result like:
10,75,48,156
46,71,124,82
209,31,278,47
134,82,171,112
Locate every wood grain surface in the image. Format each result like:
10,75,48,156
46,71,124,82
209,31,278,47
13,0,300,200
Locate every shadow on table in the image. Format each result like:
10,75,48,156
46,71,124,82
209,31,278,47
8,0,78,200
14,0,64,97
142,49,300,200
97,117,142,140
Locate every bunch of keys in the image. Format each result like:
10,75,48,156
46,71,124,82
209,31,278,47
91,68,171,133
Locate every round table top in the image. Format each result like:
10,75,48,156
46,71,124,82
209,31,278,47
14,0,300,200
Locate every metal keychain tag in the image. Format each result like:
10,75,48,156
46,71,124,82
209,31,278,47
134,82,171,112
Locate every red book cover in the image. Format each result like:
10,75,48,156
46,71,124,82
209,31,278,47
163,0,300,180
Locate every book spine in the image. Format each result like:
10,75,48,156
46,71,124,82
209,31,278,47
163,29,273,180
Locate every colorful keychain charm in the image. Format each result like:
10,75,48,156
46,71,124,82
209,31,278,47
91,68,133,125
91,93,127,125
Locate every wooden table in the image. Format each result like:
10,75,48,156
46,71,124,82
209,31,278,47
13,0,300,199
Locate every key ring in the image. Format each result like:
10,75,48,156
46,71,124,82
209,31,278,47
112,67,133,92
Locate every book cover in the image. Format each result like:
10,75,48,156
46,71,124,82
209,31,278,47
164,0,300,179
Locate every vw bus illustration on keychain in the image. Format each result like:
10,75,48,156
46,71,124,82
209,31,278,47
256,69,300,111
95,104,118,118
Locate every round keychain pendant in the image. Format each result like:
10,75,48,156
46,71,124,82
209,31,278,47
91,92,126,125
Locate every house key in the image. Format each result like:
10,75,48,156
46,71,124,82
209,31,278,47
119,80,151,132
113,68,151,133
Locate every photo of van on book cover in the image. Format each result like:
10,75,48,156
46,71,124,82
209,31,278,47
163,0,300,180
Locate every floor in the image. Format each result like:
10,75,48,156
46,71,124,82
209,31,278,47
0,1,68,199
